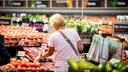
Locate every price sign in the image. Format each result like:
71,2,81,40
113,23,128,34
0,18,11,25
117,0,128,7
87,0,101,7
7,1,25,7
109,58,120,64
56,0,66,3
53,0,66,7
17,51,25,57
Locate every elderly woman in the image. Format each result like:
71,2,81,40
35,14,83,72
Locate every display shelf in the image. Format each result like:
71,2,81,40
0,7,128,15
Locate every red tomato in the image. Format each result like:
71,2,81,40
40,66,47,71
11,62,18,67
21,62,26,67
36,67,41,71
26,63,31,67
21,67,27,70
27,67,31,70
34,62,40,67
30,63,34,67
17,60,21,63
17,65,22,70
10,58,17,62
31,67,37,71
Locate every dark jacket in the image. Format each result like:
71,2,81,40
0,35,10,66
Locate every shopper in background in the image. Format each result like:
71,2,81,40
0,34,10,66
35,14,83,72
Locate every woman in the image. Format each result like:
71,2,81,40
35,14,83,72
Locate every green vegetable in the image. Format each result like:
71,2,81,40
120,65,128,72
113,63,118,69
67,58,79,71
77,59,96,70
112,69,120,72
117,61,126,70
105,62,113,72
96,64,105,72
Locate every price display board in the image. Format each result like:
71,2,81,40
52,0,67,7
0,18,12,25
108,0,128,7
117,0,128,7
87,0,102,7
5,1,26,7
113,23,128,34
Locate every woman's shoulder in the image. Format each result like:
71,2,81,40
65,28,77,32
49,31,59,38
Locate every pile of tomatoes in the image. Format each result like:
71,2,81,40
9,57,48,71
0,25,43,47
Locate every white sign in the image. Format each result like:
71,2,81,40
17,51,25,57
109,58,120,64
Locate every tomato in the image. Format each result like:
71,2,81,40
30,63,34,67
21,62,26,67
36,67,41,71
31,67,37,71
17,65,22,70
21,67,27,70
40,66,47,71
11,62,18,67
27,67,31,70
26,63,31,67
34,62,40,67
10,58,17,62
17,60,21,63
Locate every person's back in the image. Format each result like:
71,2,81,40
48,28,80,67
0,35,10,66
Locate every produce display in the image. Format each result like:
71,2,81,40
0,25,43,47
66,17,99,34
0,64,16,71
0,13,12,18
102,16,117,24
68,58,128,72
84,16,101,23
66,16,117,34
2,57,54,71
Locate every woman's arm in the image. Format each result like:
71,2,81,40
34,47,55,62
42,47,55,58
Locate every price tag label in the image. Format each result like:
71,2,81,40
114,23,128,34
0,18,11,25
17,51,25,57
56,0,66,3
109,58,120,64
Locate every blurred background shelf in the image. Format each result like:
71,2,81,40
0,7,128,15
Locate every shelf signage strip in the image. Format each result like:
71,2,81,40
113,23,128,34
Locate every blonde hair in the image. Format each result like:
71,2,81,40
49,14,66,31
